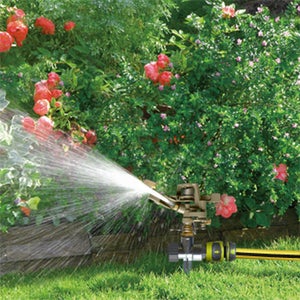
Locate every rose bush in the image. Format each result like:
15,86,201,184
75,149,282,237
96,1,299,228
137,1,300,227
1,0,299,232
0,90,98,232
0,91,43,231
0,0,176,232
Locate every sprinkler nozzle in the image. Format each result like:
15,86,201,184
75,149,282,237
143,180,185,213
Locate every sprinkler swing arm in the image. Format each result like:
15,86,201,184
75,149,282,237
145,181,300,273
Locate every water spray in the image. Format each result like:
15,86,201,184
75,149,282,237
145,181,300,274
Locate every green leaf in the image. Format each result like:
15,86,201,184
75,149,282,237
245,198,256,210
27,197,40,210
255,212,271,227
0,168,14,186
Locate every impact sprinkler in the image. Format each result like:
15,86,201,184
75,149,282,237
144,181,300,274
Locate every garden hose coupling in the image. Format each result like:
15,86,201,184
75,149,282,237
167,240,236,273
205,241,237,262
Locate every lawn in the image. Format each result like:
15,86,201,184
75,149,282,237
0,238,299,300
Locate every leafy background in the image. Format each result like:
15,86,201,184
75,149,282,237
0,0,299,232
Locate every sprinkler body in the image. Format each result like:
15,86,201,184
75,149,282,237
146,182,222,273
145,181,300,273
146,182,220,229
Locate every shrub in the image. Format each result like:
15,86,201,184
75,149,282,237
0,91,42,231
0,1,299,232
95,1,300,228
0,0,177,131
0,0,177,231
142,1,300,227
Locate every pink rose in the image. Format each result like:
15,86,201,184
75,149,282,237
215,194,237,218
64,21,76,31
144,62,159,83
0,31,13,52
222,6,235,18
6,9,26,24
47,72,60,89
157,53,170,69
158,71,172,86
6,20,28,47
35,116,54,140
35,16,55,35
51,89,63,99
273,164,288,182
34,81,52,102
33,99,50,116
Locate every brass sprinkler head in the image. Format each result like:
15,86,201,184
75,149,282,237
144,180,220,230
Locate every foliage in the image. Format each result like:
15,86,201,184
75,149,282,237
0,104,111,231
0,0,299,231
0,0,177,231
0,0,175,118
164,1,300,228
97,0,300,228
0,95,43,231
1,238,300,300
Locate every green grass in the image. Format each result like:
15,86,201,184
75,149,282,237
1,238,299,300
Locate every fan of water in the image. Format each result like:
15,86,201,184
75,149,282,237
0,100,171,275
1,113,156,217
